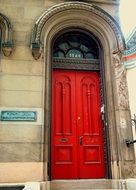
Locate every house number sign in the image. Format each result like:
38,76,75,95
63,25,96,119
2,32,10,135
67,49,83,58
1,111,37,122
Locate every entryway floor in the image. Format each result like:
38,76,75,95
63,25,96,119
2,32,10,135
50,179,113,190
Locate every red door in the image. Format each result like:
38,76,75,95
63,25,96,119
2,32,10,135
51,70,105,179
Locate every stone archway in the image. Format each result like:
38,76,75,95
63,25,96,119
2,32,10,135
0,13,13,56
30,2,134,180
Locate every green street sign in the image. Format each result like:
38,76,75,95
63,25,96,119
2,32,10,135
1,111,37,122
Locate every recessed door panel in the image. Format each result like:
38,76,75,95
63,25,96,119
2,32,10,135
52,71,77,179
76,72,105,178
52,70,105,179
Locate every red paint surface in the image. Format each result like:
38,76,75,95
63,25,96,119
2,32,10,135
52,70,105,179
123,52,136,61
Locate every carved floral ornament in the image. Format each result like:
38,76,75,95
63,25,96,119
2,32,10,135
30,2,125,60
112,50,129,109
0,13,13,56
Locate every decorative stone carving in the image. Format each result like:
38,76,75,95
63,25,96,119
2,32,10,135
112,50,129,109
0,13,13,56
30,2,125,59
123,162,136,178
31,42,42,60
53,58,100,70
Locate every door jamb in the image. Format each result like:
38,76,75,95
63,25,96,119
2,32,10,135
47,30,111,180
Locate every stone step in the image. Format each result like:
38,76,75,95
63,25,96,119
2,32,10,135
50,179,112,190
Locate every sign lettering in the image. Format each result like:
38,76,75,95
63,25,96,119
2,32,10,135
1,111,37,122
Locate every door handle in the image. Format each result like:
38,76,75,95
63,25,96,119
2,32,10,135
79,136,83,145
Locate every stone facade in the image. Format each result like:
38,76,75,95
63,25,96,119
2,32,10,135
0,0,135,189
123,28,136,166
124,29,136,115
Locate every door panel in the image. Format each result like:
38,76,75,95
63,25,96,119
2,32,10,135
52,70,105,179
52,71,78,179
76,72,105,178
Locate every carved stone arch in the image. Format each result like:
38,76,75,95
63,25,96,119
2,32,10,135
30,2,125,60
0,13,13,56
31,2,135,180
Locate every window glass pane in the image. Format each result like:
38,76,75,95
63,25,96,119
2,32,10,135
54,51,65,58
66,49,83,58
80,44,89,52
53,31,99,59
59,42,69,50
86,52,95,59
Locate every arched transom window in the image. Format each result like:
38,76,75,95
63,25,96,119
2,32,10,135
53,31,100,71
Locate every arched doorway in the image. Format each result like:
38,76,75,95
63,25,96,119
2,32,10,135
31,2,134,180
51,31,107,179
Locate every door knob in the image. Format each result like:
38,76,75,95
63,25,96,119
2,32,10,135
79,136,83,145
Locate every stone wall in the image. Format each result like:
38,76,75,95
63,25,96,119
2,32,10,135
126,68,136,160
0,0,56,182
0,0,122,183
127,68,136,116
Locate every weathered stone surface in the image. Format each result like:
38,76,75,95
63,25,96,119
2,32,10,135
13,21,33,33
50,179,112,190
0,125,43,143
0,0,134,183
0,5,24,21
0,162,43,182
0,91,42,107
2,45,33,60
126,179,136,190
122,161,136,178
1,59,43,76
99,4,119,20
0,0,45,6
0,75,43,91
13,31,27,45
115,110,134,161
44,0,64,8
127,69,136,115
24,7,44,20
0,143,42,162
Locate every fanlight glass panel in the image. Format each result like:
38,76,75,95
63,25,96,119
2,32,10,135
66,49,83,58
54,51,65,58
86,53,95,59
53,32,99,60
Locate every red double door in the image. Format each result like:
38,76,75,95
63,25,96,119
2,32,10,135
52,70,105,179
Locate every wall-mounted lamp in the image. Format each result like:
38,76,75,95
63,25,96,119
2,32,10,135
125,114,136,147
125,139,136,147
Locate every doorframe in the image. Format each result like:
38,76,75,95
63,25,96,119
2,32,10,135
49,29,111,180
31,2,134,180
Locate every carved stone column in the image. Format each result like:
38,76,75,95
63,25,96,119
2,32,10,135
112,50,135,178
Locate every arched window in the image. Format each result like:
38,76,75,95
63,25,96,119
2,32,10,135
53,31,100,71
0,13,13,56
